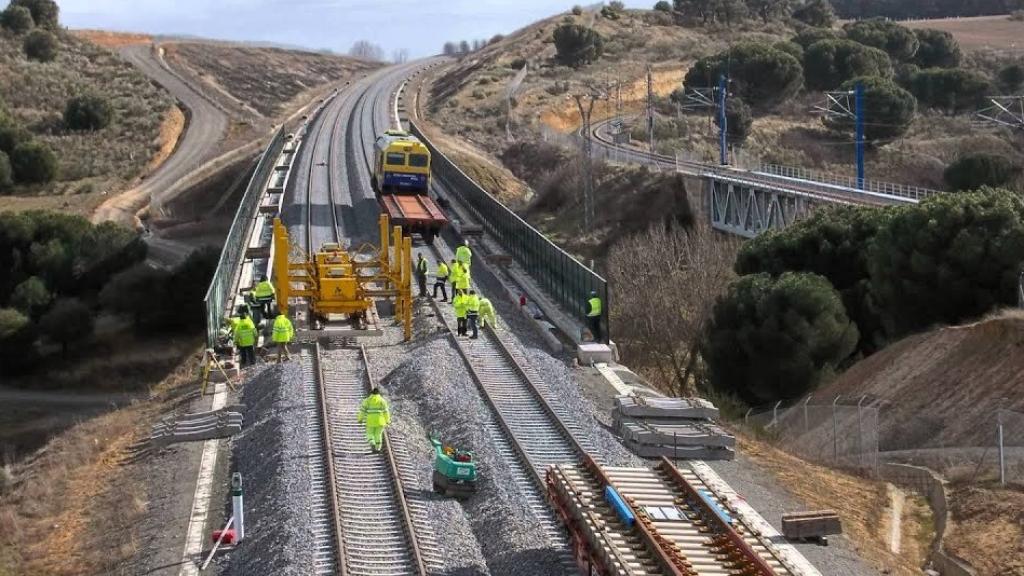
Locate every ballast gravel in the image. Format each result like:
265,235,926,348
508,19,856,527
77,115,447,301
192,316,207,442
215,363,314,576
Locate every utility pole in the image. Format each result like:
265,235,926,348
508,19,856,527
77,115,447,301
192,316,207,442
572,88,606,230
646,65,655,156
817,82,866,189
718,74,728,165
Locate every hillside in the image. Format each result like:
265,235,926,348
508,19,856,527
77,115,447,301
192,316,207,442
425,6,1024,194
0,29,176,215
819,310,1024,450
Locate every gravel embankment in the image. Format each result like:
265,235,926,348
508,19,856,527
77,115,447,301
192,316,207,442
216,364,314,576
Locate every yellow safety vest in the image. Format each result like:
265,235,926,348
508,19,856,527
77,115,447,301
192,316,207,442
417,258,428,275
456,245,472,265
358,393,391,427
271,315,294,343
587,297,602,317
467,294,480,314
233,317,257,347
436,262,449,280
253,280,275,299
453,294,469,319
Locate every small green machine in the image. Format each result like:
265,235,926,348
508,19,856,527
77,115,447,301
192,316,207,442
431,436,477,498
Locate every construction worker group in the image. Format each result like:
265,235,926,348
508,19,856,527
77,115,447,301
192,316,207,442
228,274,295,368
416,240,495,339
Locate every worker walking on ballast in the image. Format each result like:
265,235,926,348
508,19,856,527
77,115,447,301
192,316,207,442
271,309,295,363
466,289,481,339
453,290,469,336
415,253,429,298
433,259,449,302
357,387,391,453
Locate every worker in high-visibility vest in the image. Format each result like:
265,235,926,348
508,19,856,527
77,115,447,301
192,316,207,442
453,290,469,336
232,309,258,367
252,275,276,323
586,290,603,343
453,261,470,294
433,259,449,302
271,310,295,363
455,240,472,271
466,289,481,339
357,387,391,453
415,253,429,298
478,296,496,330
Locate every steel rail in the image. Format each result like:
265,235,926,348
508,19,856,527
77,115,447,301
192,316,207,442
312,343,348,574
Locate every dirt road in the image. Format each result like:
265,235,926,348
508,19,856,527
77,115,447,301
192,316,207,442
93,43,228,227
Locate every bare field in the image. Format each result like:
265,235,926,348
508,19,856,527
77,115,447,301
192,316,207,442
904,15,1024,52
945,482,1024,576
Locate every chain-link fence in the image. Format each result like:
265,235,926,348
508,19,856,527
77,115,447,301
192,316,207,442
409,121,610,340
745,401,1024,485
203,128,285,347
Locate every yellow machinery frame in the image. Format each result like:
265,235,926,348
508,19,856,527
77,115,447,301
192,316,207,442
272,214,413,340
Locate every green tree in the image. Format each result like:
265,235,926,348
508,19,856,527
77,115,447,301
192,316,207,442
164,247,219,330
0,150,12,192
29,238,70,292
773,40,804,61
745,0,792,22
825,76,916,144
792,26,839,48
802,39,893,90
1,4,33,33
553,24,604,68
64,94,114,131
10,141,57,183
943,153,1019,192
735,205,888,352
715,96,753,144
704,272,859,404
10,0,57,29
0,120,29,154
10,276,50,316
23,29,57,62
571,4,583,15
654,0,673,11
844,18,919,61
912,28,962,68
684,42,803,110
998,63,1024,92
908,68,991,114
39,297,93,354
792,0,835,27
868,188,1024,339
0,307,36,372
100,264,168,328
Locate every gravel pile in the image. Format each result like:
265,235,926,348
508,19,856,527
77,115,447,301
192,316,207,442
369,330,565,575
216,363,314,576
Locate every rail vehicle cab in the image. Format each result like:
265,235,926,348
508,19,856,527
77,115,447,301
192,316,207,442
372,129,431,195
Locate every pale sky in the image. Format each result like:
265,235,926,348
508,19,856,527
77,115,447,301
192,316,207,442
59,0,650,57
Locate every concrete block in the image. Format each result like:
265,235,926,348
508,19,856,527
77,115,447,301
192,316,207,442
614,395,719,420
577,343,614,365
622,439,735,460
614,416,735,448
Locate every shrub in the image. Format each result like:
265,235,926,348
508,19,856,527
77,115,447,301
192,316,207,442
0,121,29,154
10,141,57,183
913,28,962,68
39,297,93,354
23,29,57,62
10,276,50,316
11,0,57,29
0,151,11,192
735,205,888,352
747,0,792,22
773,40,804,61
704,272,859,404
803,39,893,90
571,4,583,15
553,24,604,68
508,58,527,70
101,264,166,329
64,94,114,131
844,18,919,61
998,63,1024,91
0,307,36,372
792,0,836,28
654,0,673,11
825,76,916,144
792,26,839,49
868,188,1024,339
684,42,803,110
715,96,753,144
943,153,1019,192
1,5,33,33
908,68,991,114
600,5,621,19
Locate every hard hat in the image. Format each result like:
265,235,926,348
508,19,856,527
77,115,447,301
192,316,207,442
371,386,381,395
590,290,597,296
